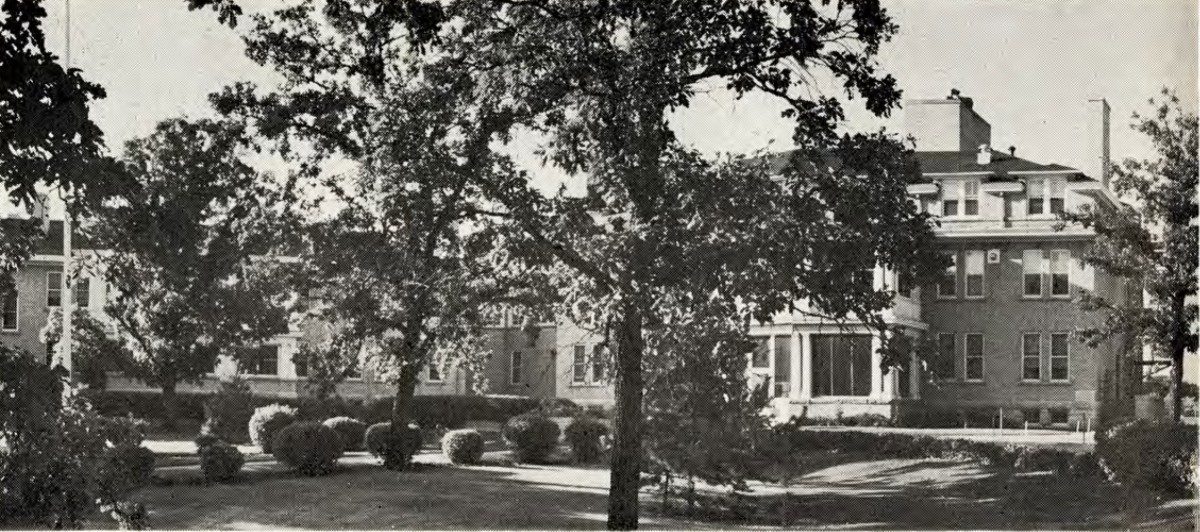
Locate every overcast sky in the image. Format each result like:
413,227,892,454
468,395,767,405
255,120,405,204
37,0,1198,174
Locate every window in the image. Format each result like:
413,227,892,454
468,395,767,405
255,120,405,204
896,271,913,298
510,351,523,385
773,335,791,397
572,345,587,384
811,335,872,397
963,180,980,215
1049,180,1065,214
1022,333,1041,381
1023,249,1043,297
937,252,958,298
1,290,16,331
1050,250,1070,297
75,277,89,309
1027,178,1045,215
935,333,956,379
427,363,442,382
293,352,308,377
1050,333,1070,381
591,344,606,383
941,181,960,216
965,250,985,298
47,272,62,307
964,333,984,382
750,337,770,368
1049,408,1070,424
239,345,278,376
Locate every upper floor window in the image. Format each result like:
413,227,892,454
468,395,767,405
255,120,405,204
964,250,985,298
963,180,980,216
572,345,587,384
1022,250,1043,297
1050,333,1070,381
1050,250,1071,297
47,272,62,307
1,290,16,331
941,182,960,216
896,271,913,298
591,344,607,383
937,252,958,298
1022,333,1041,381
510,351,523,385
1049,180,1065,214
75,277,90,309
239,345,278,376
964,333,984,382
1027,178,1045,215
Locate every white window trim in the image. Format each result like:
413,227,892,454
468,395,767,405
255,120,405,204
1049,332,1071,382
1022,250,1045,299
75,277,90,310
47,271,62,307
510,351,523,385
1026,178,1048,216
425,363,445,383
1,289,17,332
1021,333,1042,383
238,345,280,377
940,180,962,218
749,337,771,370
590,344,606,384
962,180,981,217
963,333,984,383
937,252,958,299
1049,249,1072,299
964,250,986,299
571,345,588,385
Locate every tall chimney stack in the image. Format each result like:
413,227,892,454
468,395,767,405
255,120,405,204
1085,98,1111,188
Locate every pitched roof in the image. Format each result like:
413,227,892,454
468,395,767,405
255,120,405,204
914,150,1086,180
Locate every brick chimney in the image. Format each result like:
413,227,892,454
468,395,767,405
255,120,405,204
904,90,992,153
1085,98,1111,187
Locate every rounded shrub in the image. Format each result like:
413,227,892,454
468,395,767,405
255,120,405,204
271,421,344,476
365,422,423,469
249,403,298,453
323,416,368,452
200,442,245,482
502,413,561,464
1096,419,1197,495
564,417,608,463
97,445,156,498
441,429,485,465
194,432,222,451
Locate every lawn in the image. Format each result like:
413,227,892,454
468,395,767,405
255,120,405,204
95,447,1197,530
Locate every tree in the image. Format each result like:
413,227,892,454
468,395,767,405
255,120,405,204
201,2,939,527
39,308,133,390
208,2,547,457
1063,89,1198,422
85,118,292,427
0,0,121,293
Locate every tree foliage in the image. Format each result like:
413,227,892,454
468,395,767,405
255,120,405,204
1062,89,1198,421
40,308,134,390
85,118,292,423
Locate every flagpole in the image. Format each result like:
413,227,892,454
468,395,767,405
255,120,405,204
60,0,74,379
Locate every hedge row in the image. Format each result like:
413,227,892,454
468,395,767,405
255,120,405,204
85,390,547,429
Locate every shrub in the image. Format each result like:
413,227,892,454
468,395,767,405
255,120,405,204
365,422,424,469
200,443,244,482
296,396,364,422
97,445,156,499
323,417,368,451
249,404,298,453
441,429,485,465
362,395,542,427
564,417,609,463
1096,419,1197,496
194,432,222,451
202,379,255,444
271,422,344,476
503,413,561,463
97,415,149,447
83,389,208,424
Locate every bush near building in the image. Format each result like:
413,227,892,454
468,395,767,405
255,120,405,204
249,404,298,453
365,422,423,469
503,413,561,464
441,429,485,465
1095,419,1197,496
271,422,344,476
323,417,368,451
202,380,256,443
564,417,609,463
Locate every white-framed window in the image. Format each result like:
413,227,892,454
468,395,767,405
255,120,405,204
965,250,985,298
963,180,980,216
935,333,956,380
75,277,90,309
510,351,523,385
1,289,17,331
937,251,958,298
963,333,984,382
1027,178,1045,215
47,272,62,307
1022,333,1041,381
591,344,606,383
572,345,587,384
1050,250,1071,297
1049,180,1065,214
1050,333,1070,382
1022,249,1043,297
239,345,279,376
941,181,960,216
750,337,770,369
427,363,443,383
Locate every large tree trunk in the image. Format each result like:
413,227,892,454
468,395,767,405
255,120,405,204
1168,294,1187,422
607,308,644,530
160,379,178,431
391,364,420,428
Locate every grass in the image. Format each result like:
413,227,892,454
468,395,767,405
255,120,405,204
95,445,1196,530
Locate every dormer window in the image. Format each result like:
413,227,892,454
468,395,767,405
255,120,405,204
1027,178,1045,215
1049,180,1065,214
963,180,980,216
941,182,959,216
